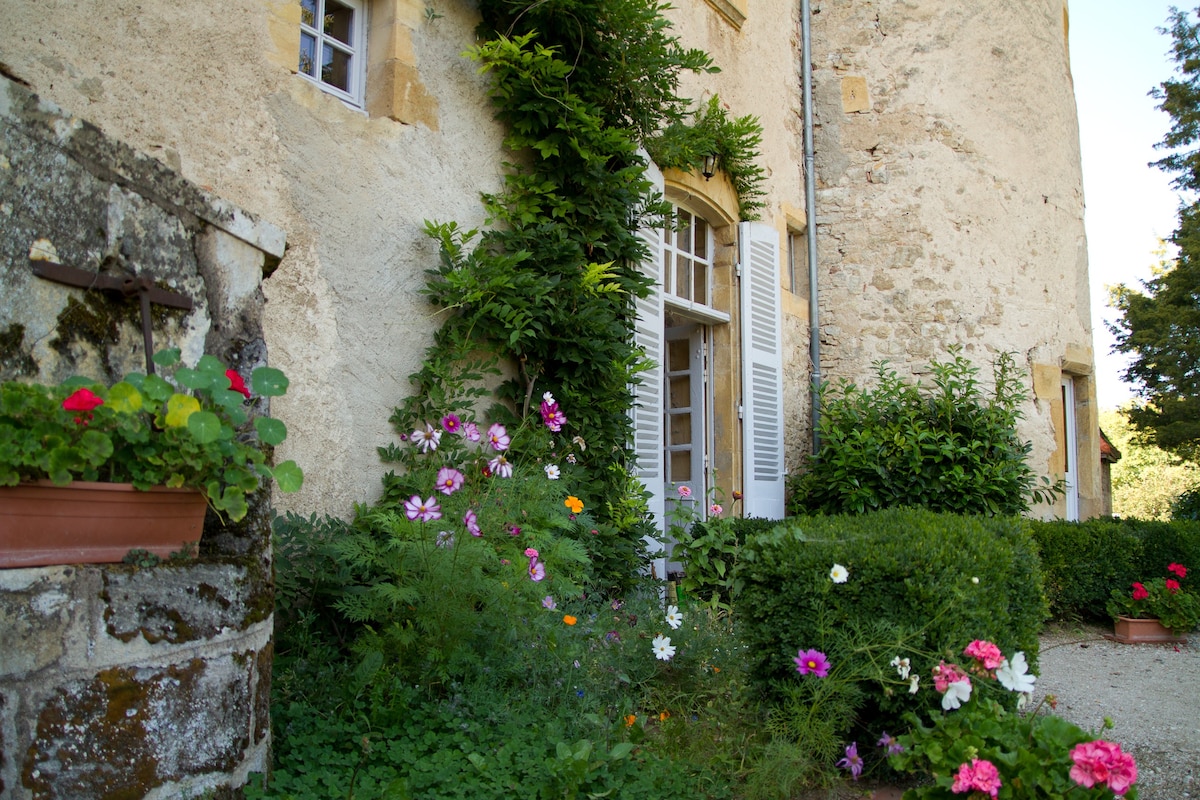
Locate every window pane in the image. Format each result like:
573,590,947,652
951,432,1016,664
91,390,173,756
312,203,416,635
300,0,317,28
662,248,672,294
669,375,691,409
299,33,316,77
667,339,690,372
321,43,351,91
669,413,692,445
694,262,708,306
694,217,708,260
670,450,692,481
676,211,693,255
675,253,690,301
324,0,354,44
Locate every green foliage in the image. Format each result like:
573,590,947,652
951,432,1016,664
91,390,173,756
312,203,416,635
647,95,768,219
1028,517,1200,620
737,509,1046,733
890,694,1138,800
788,349,1059,516
672,514,777,613
1099,407,1200,520
0,349,301,522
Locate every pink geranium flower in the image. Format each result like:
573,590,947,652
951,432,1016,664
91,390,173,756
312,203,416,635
793,648,831,677
963,639,1003,670
1070,740,1138,796
951,758,1001,798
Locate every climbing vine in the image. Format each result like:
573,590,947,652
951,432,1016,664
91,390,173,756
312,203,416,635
380,0,765,593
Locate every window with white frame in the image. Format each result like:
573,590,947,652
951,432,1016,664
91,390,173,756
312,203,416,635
662,205,729,323
299,0,365,106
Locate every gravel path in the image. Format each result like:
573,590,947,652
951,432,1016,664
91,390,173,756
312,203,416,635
1034,623,1200,800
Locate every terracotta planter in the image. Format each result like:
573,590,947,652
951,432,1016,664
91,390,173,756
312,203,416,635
1109,615,1189,645
0,480,206,568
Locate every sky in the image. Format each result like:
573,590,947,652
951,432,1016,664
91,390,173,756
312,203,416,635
1069,1,1184,410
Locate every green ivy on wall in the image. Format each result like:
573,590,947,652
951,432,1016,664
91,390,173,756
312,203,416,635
381,0,764,593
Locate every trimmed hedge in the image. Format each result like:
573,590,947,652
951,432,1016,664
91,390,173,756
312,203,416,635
1029,517,1200,620
737,509,1046,725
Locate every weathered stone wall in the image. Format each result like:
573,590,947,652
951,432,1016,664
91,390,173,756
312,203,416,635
0,74,279,797
808,0,1099,515
0,0,507,516
0,563,272,799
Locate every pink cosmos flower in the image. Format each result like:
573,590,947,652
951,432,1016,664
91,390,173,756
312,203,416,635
542,596,557,610
964,639,1003,671
1131,582,1149,601
441,414,461,434
434,467,465,495
951,758,1001,798
412,425,442,453
836,742,863,780
528,558,546,582
462,421,481,442
463,509,482,536
1168,562,1187,579
225,370,251,398
1070,741,1138,796
403,495,442,523
793,648,831,677
488,455,513,478
487,423,510,451
677,485,692,498
509,525,522,536
62,387,104,413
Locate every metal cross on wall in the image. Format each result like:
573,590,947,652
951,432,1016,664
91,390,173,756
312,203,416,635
29,255,194,375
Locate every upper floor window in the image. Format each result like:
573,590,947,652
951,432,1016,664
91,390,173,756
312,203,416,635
662,205,728,323
299,0,365,106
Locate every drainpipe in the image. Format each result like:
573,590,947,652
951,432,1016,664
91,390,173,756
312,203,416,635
801,0,821,454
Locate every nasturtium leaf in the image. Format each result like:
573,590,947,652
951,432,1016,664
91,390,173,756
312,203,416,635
250,367,289,397
165,394,202,428
175,367,213,391
106,383,143,413
196,355,227,377
142,374,175,403
272,460,304,492
152,349,182,368
186,410,222,443
254,417,287,446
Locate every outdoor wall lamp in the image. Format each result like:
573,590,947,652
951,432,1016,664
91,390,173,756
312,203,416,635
702,153,718,180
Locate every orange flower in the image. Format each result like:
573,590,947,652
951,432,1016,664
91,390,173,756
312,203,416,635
658,710,670,721
565,496,584,513
624,714,637,727
563,614,578,626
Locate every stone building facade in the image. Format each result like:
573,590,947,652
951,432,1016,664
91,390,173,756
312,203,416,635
1,1,1094,532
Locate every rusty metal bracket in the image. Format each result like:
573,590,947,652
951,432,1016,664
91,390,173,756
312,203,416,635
30,258,194,375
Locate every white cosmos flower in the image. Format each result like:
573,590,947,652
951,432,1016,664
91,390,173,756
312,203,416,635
996,652,1036,693
941,679,972,710
665,605,682,630
890,656,911,680
652,634,676,661
544,464,560,480
830,563,849,583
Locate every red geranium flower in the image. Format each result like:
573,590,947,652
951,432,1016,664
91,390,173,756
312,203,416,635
1168,563,1187,579
226,369,251,399
62,388,104,413
1166,579,1181,594
1131,582,1149,601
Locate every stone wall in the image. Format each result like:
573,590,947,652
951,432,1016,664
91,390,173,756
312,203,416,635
0,74,280,797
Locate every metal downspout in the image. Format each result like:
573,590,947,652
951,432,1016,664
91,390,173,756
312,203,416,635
801,0,821,454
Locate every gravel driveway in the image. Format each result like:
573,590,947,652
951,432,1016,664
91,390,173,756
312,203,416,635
1034,623,1200,800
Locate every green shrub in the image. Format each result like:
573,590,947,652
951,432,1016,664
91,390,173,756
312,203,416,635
737,509,1046,740
787,349,1060,516
674,516,778,612
1029,516,1200,620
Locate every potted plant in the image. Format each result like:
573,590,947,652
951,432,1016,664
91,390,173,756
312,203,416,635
0,349,303,567
1105,563,1199,641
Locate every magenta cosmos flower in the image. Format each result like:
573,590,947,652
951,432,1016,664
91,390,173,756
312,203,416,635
463,509,482,536
441,414,462,434
794,648,831,677
837,742,863,780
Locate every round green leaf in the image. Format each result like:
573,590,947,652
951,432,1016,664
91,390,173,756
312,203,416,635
142,374,176,403
175,366,214,391
152,348,182,368
250,367,289,397
106,382,143,413
254,416,288,446
187,410,224,443
272,460,304,492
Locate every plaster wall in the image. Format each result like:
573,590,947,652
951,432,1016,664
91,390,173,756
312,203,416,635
0,0,508,515
807,0,1099,515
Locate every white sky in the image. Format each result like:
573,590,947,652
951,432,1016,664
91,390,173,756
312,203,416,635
1069,1,1183,410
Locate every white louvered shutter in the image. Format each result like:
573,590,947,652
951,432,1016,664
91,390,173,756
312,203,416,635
632,158,667,576
738,221,786,519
